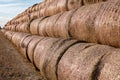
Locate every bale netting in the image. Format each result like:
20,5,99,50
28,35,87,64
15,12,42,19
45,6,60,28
57,43,119,80
34,37,78,80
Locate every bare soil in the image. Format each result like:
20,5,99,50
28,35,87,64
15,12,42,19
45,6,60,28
0,31,43,80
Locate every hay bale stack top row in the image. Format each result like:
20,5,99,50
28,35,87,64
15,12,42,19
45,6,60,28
4,0,120,47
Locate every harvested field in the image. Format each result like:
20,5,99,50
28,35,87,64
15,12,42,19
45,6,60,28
0,31,43,80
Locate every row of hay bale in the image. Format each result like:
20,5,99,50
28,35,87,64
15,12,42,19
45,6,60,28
5,0,107,25
4,0,120,47
2,0,120,80
2,30,120,80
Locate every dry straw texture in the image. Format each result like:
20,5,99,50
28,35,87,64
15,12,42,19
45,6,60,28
2,0,120,80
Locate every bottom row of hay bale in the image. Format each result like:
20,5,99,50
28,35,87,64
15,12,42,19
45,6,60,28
1,29,120,80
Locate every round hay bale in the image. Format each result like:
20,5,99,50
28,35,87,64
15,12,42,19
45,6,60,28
70,3,103,43
11,32,21,45
7,25,11,30
38,2,45,10
33,38,59,70
16,23,22,32
19,24,23,32
32,5,38,12
46,0,55,5
67,0,82,10
4,31,9,38
21,15,30,22
6,25,10,30
30,17,46,34
34,3,41,11
17,33,31,48
44,13,62,37
39,7,46,17
33,38,60,79
27,6,33,13
4,26,9,30
31,3,38,12
3,30,7,36
14,20,18,24
4,25,9,30
44,0,57,16
54,10,76,38
38,3,42,10
9,25,12,31
9,25,12,30
58,44,113,80
30,11,40,20
1,29,6,34
56,0,68,13
44,0,74,17
19,22,30,33
94,1,120,47
19,35,38,58
11,32,30,48
4,31,15,41
16,18,21,23
98,49,120,80
27,37,44,63
11,24,16,31
38,17,48,36
36,3,42,10
34,38,78,80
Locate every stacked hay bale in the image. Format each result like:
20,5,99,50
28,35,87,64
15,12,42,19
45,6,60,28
2,0,120,80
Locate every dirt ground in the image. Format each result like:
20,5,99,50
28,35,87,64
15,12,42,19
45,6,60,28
0,31,43,80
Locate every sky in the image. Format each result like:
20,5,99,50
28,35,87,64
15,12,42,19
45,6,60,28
0,0,43,27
